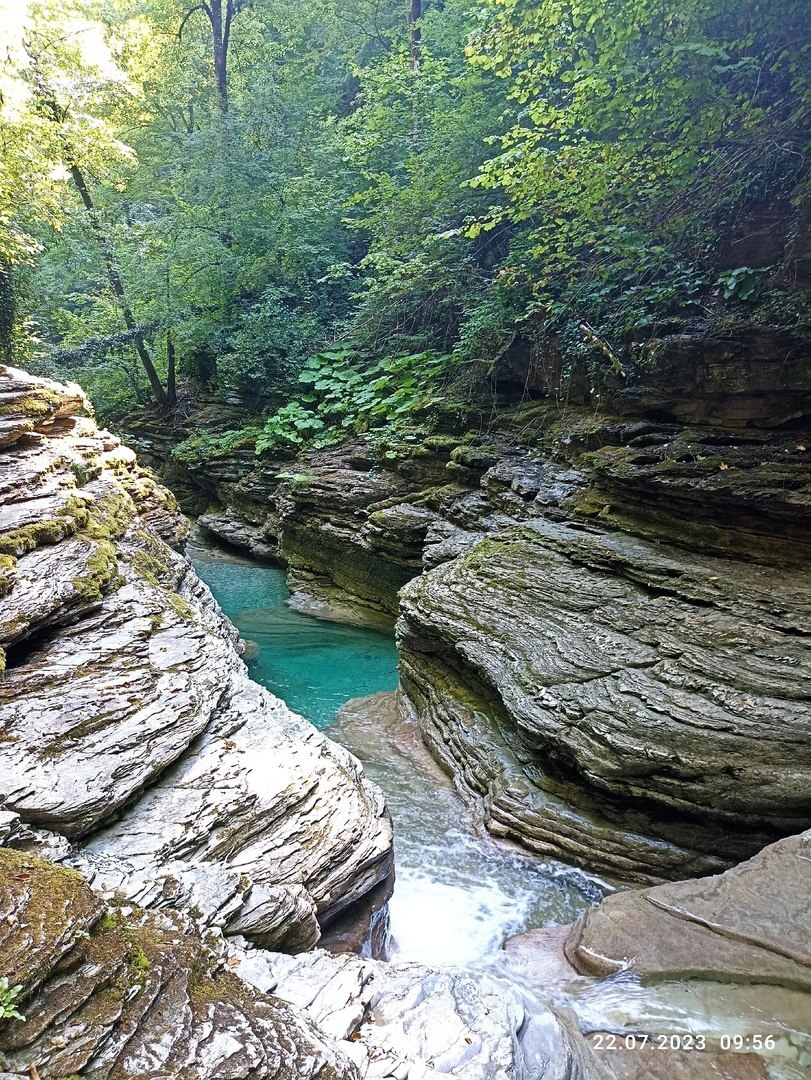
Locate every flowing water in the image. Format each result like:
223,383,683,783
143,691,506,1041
191,538,810,1078
191,540,605,966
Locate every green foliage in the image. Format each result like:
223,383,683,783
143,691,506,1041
340,0,510,359
462,0,811,373
0,976,25,1022
716,267,764,301
6,0,371,414
255,401,325,453
69,460,89,486
128,943,151,971
255,348,463,454
4,0,809,423
171,427,260,465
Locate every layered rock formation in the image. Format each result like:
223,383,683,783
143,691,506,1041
226,829,811,1080
172,385,811,880
0,849,359,1079
513,830,811,1078
2,361,808,1077
0,364,392,954
397,518,811,881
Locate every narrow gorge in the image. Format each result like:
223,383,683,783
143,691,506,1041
1,345,808,1078
1,0,810,1076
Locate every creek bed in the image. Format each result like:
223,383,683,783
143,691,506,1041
191,540,604,965
191,539,811,1078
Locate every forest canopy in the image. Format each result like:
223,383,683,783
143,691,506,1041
1,0,809,452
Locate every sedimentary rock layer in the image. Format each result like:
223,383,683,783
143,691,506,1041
0,849,360,1079
181,410,810,881
0,365,392,953
397,518,811,881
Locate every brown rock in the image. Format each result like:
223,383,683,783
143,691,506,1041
566,831,811,991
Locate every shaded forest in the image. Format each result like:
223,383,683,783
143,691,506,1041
1,0,809,459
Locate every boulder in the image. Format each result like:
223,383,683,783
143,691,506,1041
230,945,589,1080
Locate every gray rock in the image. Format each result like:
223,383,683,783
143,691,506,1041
0,365,87,449
397,518,811,881
0,849,360,1079
230,945,585,1079
566,829,811,990
76,676,392,946
198,508,279,560
0,365,393,955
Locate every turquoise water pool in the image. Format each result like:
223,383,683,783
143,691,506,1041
192,554,399,728
192,538,604,965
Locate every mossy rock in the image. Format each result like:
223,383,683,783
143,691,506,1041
0,388,64,419
0,851,359,1079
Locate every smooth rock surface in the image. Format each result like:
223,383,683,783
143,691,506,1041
566,830,811,990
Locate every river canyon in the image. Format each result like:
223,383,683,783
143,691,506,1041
0,357,808,1080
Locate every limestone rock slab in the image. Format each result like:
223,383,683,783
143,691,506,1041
567,830,811,991
230,946,585,1080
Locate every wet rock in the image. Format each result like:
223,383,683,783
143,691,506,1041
230,945,586,1080
198,506,279,560
239,636,260,661
500,925,581,986
500,835,810,1079
566,830,811,991
287,569,396,629
586,1046,769,1080
397,518,811,881
317,872,393,959
0,849,360,1079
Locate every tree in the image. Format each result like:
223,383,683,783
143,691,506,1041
464,0,811,356
22,33,171,404
178,0,247,124
409,0,420,73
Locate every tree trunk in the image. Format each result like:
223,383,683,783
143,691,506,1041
409,0,422,146
409,0,421,74
210,0,229,122
26,45,169,406
69,165,168,406
0,265,14,364
166,332,177,406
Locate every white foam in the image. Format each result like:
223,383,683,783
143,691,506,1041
387,870,533,966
